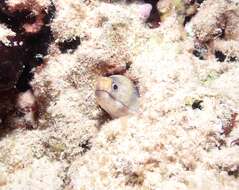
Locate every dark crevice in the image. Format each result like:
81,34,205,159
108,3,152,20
183,15,193,25
215,51,226,62
192,100,203,110
229,56,238,62
190,0,205,5
196,0,205,4
16,26,55,91
215,50,238,63
144,0,161,28
192,41,208,60
0,1,32,33
219,28,225,39
58,36,81,54
192,49,206,60
79,139,92,154
0,37,24,91
0,0,55,125
228,169,239,178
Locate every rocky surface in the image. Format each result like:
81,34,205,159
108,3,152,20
0,0,239,189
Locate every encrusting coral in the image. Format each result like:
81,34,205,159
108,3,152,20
0,0,239,190
190,0,239,60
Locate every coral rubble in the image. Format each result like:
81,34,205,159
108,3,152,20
0,0,239,190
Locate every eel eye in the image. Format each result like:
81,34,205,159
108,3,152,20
112,83,118,91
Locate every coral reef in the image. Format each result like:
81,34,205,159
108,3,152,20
190,0,239,60
0,0,239,190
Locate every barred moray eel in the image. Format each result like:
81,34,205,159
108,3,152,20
95,75,139,118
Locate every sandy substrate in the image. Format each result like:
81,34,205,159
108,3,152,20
0,0,239,189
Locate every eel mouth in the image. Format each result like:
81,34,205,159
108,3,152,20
95,89,129,110
95,89,118,104
95,89,103,97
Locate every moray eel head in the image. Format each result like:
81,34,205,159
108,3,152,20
95,75,139,118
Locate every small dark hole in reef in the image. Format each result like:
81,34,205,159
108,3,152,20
227,167,239,178
58,36,81,54
79,139,92,154
184,15,193,25
215,51,226,62
214,50,238,62
192,100,203,110
192,43,208,60
144,0,161,29
126,61,131,70
196,0,204,4
229,56,238,62
218,28,225,39
193,49,205,60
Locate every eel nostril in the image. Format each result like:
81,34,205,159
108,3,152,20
113,84,118,90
